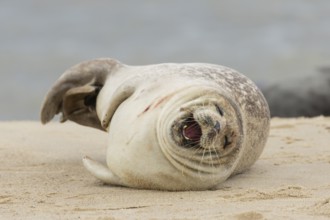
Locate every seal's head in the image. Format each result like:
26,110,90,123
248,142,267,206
172,98,238,156
150,87,243,190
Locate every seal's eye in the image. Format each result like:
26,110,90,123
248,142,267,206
182,118,202,143
215,105,224,116
224,135,231,149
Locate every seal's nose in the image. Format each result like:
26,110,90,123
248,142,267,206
214,121,220,133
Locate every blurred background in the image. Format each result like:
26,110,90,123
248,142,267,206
1,0,330,120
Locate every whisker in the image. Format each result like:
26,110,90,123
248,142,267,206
212,144,221,165
181,140,200,148
198,147,207,178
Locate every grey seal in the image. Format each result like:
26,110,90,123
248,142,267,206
41,58,270,190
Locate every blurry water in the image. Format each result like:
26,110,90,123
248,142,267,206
1,0,330,120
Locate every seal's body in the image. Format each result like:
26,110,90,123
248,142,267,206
41,58,270,191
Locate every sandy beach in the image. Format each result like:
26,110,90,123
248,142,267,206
1,117,329,219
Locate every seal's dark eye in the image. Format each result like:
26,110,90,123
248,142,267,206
215,105,224,116
224,135,231,149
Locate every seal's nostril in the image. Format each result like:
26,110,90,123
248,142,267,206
214,121,220,132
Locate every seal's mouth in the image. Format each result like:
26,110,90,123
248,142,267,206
182,117,202,143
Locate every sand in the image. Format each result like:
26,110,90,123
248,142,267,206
1,117,330,219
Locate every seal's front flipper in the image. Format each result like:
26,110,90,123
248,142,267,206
40,58,121,131
82,156,123,186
